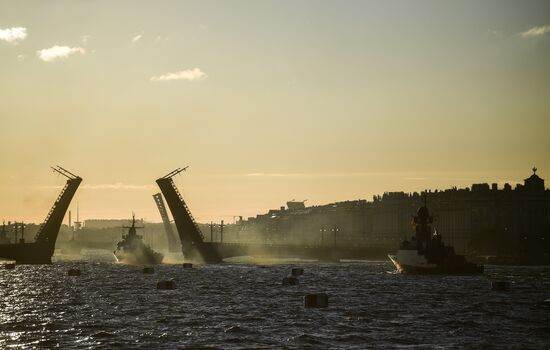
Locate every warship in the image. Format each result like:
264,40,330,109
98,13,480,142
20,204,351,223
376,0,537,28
388,201,483,274
0,167,81,264
114,214,164,265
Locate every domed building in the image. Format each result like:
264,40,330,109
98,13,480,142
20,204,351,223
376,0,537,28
523,167,545,194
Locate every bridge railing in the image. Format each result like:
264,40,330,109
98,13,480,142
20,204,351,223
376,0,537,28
168,179,206,242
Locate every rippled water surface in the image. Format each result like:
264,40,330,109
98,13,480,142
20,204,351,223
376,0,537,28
1,257,549,349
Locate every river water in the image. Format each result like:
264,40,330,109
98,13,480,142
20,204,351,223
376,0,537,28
1,256,549,349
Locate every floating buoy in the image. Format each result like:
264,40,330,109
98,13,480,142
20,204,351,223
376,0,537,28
68,268,81,276
291,267,304,276
491,280,511,291
157,280,176,289
304,293,329,308
182,263,193,269
282,276,299,286
142,267,155,274
4,263,15,270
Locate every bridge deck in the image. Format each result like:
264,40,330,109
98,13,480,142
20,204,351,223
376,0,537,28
204,242,391,261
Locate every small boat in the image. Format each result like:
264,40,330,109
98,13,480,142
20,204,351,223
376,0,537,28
388,202,483,274
114,214,163,265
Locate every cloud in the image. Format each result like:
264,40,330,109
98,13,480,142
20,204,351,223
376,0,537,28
246,173,307,177
39,183,155,190
37,45,85,62
0,27,27,44
245,172,383,178
520,25,550,38
131,34,142,43
150,68,207,82
81,183,156,190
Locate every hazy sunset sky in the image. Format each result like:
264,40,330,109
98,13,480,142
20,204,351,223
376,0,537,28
1,0,549,223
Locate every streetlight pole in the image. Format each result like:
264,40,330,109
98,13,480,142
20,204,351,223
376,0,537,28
210,221,214,242
320,226,326,246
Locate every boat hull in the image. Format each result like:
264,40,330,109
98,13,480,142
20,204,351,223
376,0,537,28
388,252,483,275
114,251,164,265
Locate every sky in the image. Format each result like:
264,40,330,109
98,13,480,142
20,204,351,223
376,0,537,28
1,0,549,224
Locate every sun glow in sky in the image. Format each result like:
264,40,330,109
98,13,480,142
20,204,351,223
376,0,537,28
1,0,549,223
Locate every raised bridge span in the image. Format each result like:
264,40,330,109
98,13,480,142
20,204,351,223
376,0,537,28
0,167,82,264
156,168,389,263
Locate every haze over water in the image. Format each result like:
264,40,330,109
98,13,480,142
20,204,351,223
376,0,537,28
1,260,549,349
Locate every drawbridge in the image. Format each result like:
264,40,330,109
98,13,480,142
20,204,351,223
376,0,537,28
152,193,179,252
156,167,390,263
156,168,222,263
0,166,82,263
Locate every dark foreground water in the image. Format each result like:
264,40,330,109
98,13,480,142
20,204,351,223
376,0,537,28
1,257,549,349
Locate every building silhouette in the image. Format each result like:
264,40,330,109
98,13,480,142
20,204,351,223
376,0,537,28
214,168,550,256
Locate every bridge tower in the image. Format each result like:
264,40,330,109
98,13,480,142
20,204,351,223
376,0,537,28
155,167,222,263
152,193,180,252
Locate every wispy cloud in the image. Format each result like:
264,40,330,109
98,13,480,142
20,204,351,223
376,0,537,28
37,45,85,62
81,183,156,190
0,27,27,44
246,173,307,177
245,172,385,178
150,68,207,82
520,25,550,38
38,183,155,190
131,34,142,43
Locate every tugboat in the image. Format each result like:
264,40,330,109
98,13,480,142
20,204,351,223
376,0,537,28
388,201,483,274
114,214,164,265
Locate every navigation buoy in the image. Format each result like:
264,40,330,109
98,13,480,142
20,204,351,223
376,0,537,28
4,263,15,270
68,268,81,276
142,267,155,274
291,267,304,276
157,280,176,289
282,276,299,286
491,280,511,291
304,293,329,308
182,263,193,269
